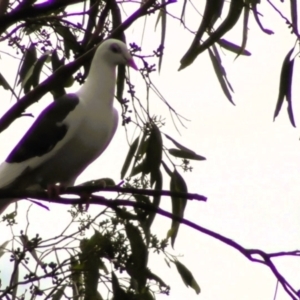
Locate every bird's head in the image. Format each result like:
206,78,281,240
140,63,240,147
95,39,138,70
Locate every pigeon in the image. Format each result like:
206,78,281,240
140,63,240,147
0,38,137,215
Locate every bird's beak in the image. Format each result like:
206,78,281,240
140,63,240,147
128,58,138,70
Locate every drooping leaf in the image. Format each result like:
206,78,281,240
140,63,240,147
19,44,37,93
121,136,139,179
54,24,81,58
165,134,196,152
51,50,66,98
179,0,243,70
130,159,146,177
235,4,250,59
169,169,188,247
51,285,66,300
174,260,201,294
217,39,251,56
31,52,50,88
144,124,162,186
112,272,127,300
161,160,173,177
208,48,234,104
18,44,36,84
0,73,10,90
145,170,162,232
169,148,206,161
273,48,296,127
146,268,169,288
179,0,225,70
130,131,148,175
125,223,148,270
285,57,296,127
0,240,9,258
125,223,148,288
158,1,166,72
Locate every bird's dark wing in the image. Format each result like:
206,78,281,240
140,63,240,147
6,94,79,163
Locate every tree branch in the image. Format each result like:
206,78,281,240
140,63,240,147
0,0,163,133
0,185,207,202
0,0,84,35
6,192,295,299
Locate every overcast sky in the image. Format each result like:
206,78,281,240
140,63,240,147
0,1,300,300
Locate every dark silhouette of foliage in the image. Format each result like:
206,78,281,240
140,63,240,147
0,1,299,299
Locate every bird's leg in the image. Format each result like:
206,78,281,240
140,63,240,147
79,192,92,211
46,183,67,199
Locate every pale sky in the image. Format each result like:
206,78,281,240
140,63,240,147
0,1,300,300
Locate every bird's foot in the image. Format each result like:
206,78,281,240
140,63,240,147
78,192,91,212
46,183,67,199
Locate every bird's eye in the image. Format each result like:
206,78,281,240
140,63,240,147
110,44,120,53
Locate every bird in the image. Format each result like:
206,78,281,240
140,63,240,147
0,38,137,215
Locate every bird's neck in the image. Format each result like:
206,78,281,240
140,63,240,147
77,62,116,109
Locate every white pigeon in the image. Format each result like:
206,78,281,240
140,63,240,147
0,38,137,215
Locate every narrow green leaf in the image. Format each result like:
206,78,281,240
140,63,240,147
145,124,163,186
18,44,36,86
158,1,166,72
112,272,127,300
169,148,206,161
130,131,148,174
121,136,139,179
165,134,196,153
0,73,10,90
169,169,188,247
51,285,66,300
0,240,9,258
212,45,234,92
125,223,148,288
51,50,66,98
146,269,168,288
125,223,148,270
235,5,250,59
174,260,201,294
217,39,251,56
179,0,243,70
55,24,81,56
31,53,50,88
286,57,296,127
273,48,295,127
130,159,146,177
208,48,234,104
145,170,162,233
161,160,172,177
